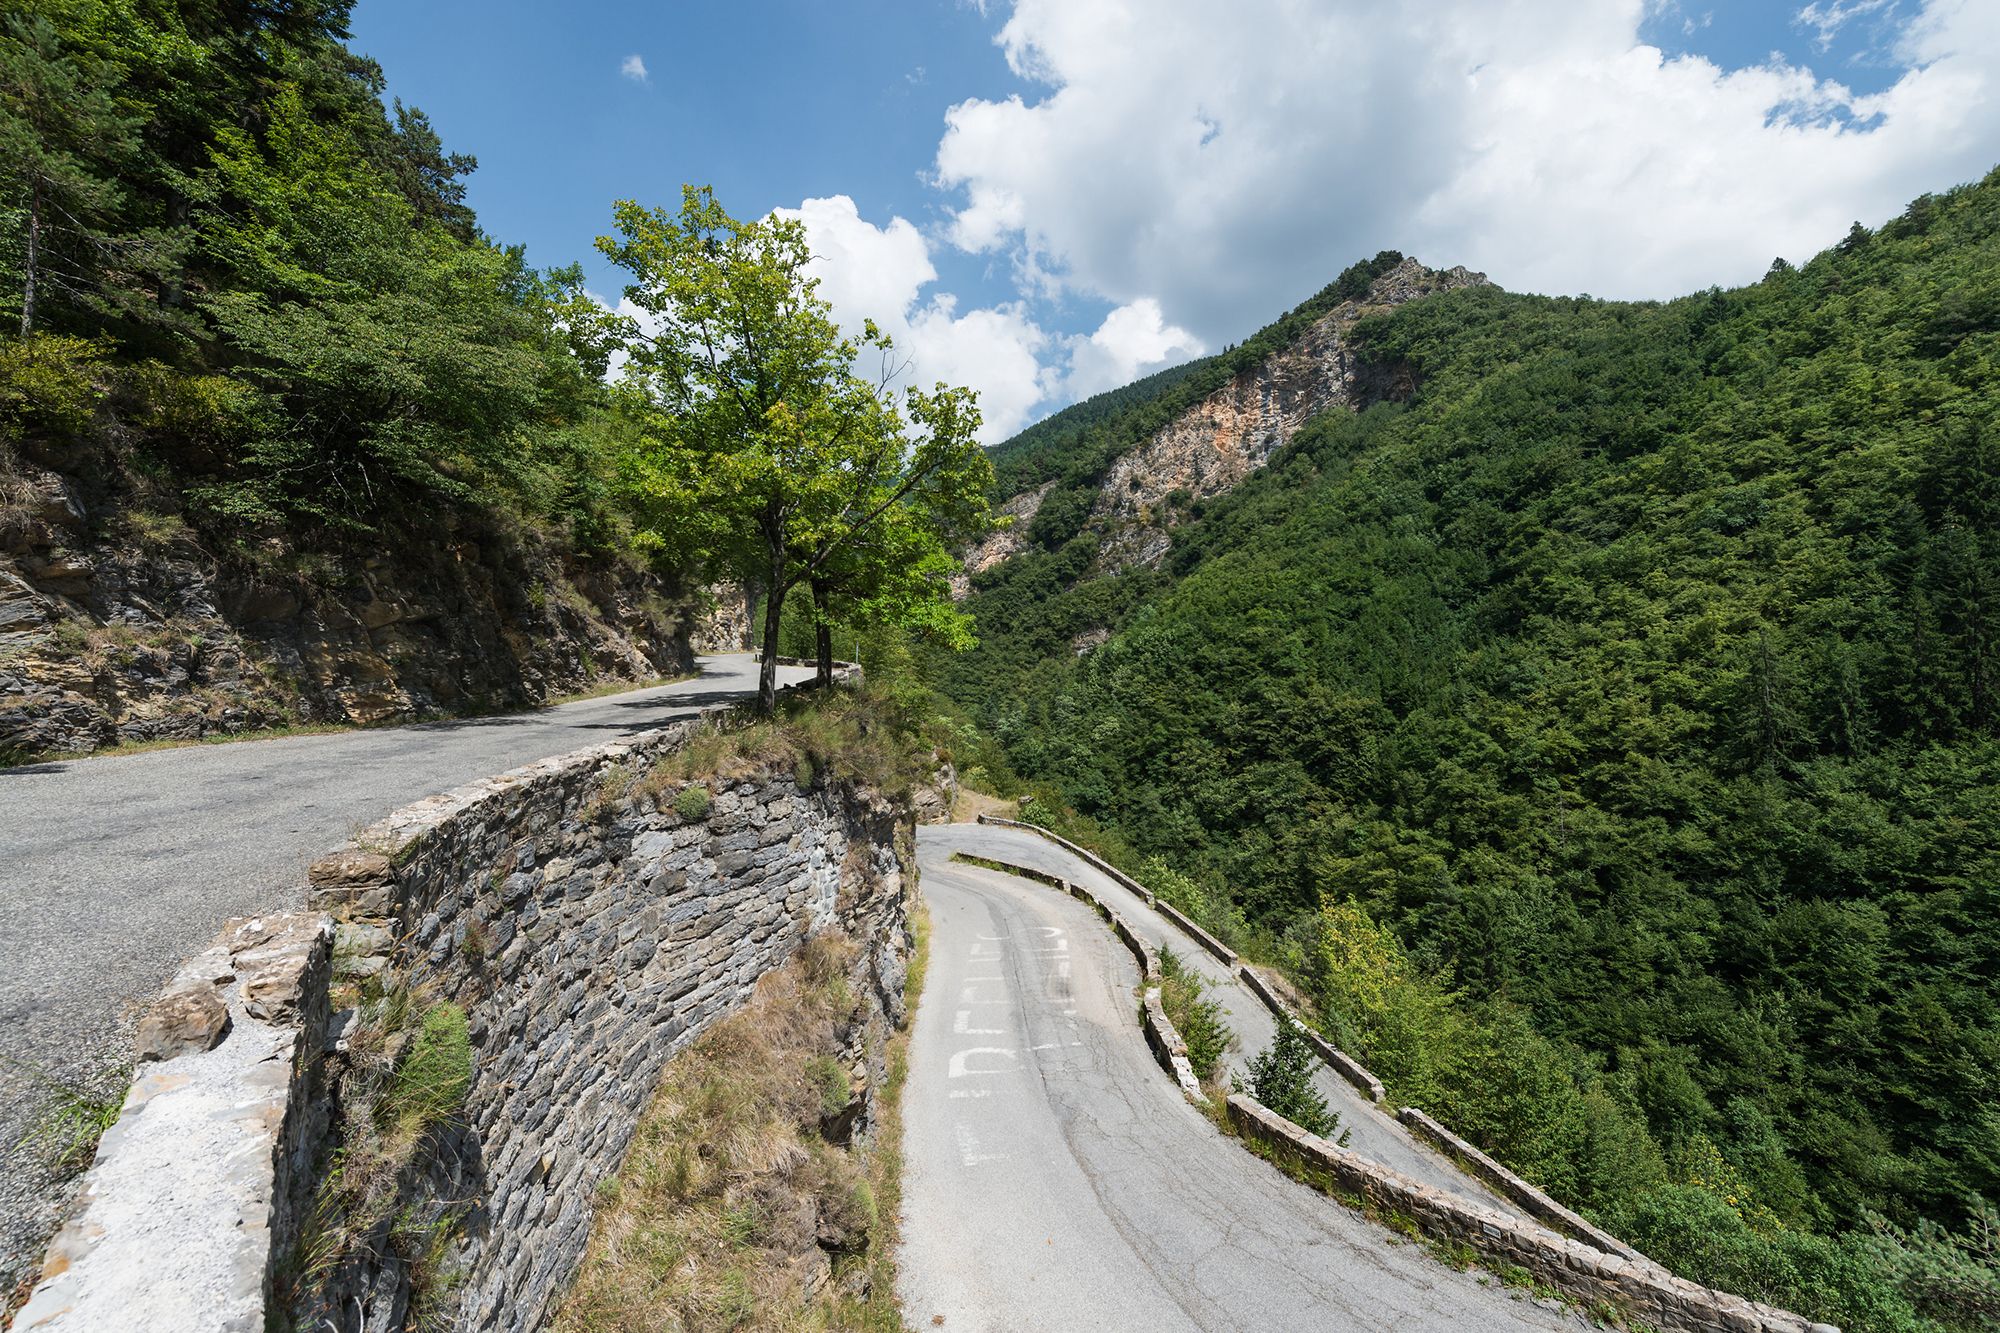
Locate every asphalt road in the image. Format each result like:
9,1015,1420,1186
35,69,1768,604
900,825,1586,1332
0,652,808,1293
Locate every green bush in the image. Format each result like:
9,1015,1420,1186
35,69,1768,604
1157,945,1231,1082
1247,1019,1339,1141
0,334,106,436
674,784,712,821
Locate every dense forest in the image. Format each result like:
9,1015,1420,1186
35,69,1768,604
944,173,2000,1329
0,0,633,544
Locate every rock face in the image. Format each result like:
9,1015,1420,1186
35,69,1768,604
953,480,1056,597
0,444,694,761
1090,259,1485,570
690,579,754,653
964,258,1487,590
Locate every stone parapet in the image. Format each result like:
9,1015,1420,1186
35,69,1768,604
1227,1095,1836,1333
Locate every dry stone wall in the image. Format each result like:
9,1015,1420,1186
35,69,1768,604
10,672,913,1333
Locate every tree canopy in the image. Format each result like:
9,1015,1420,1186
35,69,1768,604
599,186,991,710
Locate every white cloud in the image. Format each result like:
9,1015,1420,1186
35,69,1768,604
620,53,649,83
1795,0,1895,51
1064,299,1204,401
932,0,2000,352
775,196,1053,443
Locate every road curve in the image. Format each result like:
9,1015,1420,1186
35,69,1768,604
0,652,809,1288
899,828,1587,1332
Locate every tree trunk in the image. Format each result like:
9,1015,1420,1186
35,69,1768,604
757,551,784,716
22,176,41,336
811,577,833,688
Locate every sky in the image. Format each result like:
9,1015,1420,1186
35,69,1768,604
349,0,2000,443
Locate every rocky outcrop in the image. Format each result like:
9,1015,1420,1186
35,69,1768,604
690,580,754,653
952,480,1055,597
1090,259,1485,570
0,448,693,762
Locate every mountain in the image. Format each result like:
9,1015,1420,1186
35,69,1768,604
942,172,2000,1331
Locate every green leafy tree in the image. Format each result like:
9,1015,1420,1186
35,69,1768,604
0,13,136,334
598,185,992,710
1247,1019,1339,1140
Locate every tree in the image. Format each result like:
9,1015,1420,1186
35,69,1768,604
599,186,993,711
0,14,136,334
1247,1020,1340,1141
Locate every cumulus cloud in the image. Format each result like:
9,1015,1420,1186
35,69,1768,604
620,53,649,83
775,196,1053,443
932,0,2000,351
1064,299,1205,401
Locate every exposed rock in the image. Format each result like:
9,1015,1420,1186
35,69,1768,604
691,580,753,653
1090,259,1486,571
0,454,695,761
134,984,230,1062
953,481,1056,597
961,259,1488,589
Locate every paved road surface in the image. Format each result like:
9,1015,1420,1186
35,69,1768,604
0,652,807,1290
931,820,1528,1217
900,826,1587,1332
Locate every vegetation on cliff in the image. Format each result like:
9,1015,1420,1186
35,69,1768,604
945,170,2000,1329
0,0,631,540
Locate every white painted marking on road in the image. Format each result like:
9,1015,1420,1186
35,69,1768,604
948,1088,994,1100
954,1122,1007,1166
953,1009,1003,1035
948,1047,1017,1078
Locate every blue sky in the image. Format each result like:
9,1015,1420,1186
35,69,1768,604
349,1,2000,440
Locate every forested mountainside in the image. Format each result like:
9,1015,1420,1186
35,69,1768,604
944,172,2000,1329
0,1,689,759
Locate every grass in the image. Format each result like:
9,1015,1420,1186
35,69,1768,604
1157,945,1235,1084
12,1067,126,1176
557,902,931,1333
641,682,940,808
285,992,473,1309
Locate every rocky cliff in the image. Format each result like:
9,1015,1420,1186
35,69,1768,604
966,258,1486,588
0,436,695,762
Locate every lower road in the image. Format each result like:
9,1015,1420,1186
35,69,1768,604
899,825,1587,1332
0,652,808,1294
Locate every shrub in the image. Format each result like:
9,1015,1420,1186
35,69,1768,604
674,784,711,821
0,333,107,436
1158,945,1232,1082
1247,1019,1339,1141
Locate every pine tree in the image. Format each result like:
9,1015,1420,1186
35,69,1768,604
1247,1020,1339,1140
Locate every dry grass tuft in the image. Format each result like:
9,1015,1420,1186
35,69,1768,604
639,684,934,806
556,918,925,1333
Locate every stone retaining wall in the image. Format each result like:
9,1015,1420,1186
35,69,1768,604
1396,1106,1641,1261
1228,1096,1835,1333
12,671,916,1333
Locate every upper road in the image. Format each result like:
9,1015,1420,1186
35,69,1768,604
900,824,1587,1331
0,652,808,1290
